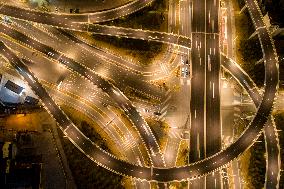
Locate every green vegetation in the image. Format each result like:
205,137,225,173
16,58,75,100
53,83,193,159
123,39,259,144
248,135,266,188
234,111,265,188
58,106,125,189
235,6,264,87
176,140,189,166
103,0,167,31
146,118,169,152
59,131,124,189
169,181,188,189
237,0,245,8
259,0,284,27
273,111,284,188
92,35,166,66
61,106,111,153
239,135,265,189
92,0,167,66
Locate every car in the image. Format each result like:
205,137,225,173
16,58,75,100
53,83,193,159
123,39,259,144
154,112,161,116
181,67,189,78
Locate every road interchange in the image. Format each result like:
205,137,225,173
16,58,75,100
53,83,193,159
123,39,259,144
0,0,280,187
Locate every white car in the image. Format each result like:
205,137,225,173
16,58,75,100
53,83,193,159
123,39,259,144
181,67,189,78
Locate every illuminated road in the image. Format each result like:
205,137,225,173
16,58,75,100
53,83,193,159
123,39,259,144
0,24,166,167
221,54,281,189
1,0,154,23
0,3,191,48
0,13,278,178
0,0,280,185
9,20,166,101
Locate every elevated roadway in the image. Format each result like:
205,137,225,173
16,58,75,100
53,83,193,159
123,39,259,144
221,53,281,189
0,0,280,185
0,0,154,23
0,23,165,167
0,3,191,48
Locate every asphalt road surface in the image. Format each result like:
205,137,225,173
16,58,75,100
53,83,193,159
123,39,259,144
0,0,154,23
0,0,280,185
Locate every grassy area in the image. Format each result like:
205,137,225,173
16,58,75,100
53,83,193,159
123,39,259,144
248,135,266,188
239,149,252,188
259,0,284,27
175,140,189,166
239,136,265,189
235,1,264,87
91,0,168,67
273,111,284,188
92,35,166,67
234,110,265,188
146,118,169,153
58,105,127,189
59,130,125,189
103,0,168,31
169,181,188,189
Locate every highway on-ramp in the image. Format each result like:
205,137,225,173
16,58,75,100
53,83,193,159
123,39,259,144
0,13,278,178
1,0,154,23
0,4,191,48
221,53,280,189
0,0,280,184
0,23,168,168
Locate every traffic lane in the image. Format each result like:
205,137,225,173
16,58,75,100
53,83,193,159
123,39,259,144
0,23,278,182
0,43,153,180
57,29,145,72
88,24,191,48
180,0,188,35
48,86,139,160
222,52,280,187
11,23,165,100
59,54,167,165
0,4,86,25
10,23,268,182
0,6,192,48
153,23,279,181
190,33,206,162
88,0,154,23
206,0,219,33
0,24,164,165
220,54,260,104
0,44,70,129
205,33,221,189
1,0,154,24
264,119,281,189
0,0,280,182
64,122,151,179
205,34,221,156
192,0,206,32
245,0,265,29
0,0,280,183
